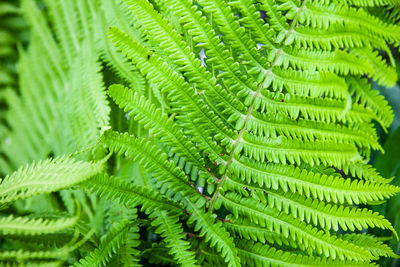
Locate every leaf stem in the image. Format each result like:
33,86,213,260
208,0,309,212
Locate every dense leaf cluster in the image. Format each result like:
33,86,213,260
0,0,399,266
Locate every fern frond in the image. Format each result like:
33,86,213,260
122,0,244,118
94,1,147,89
108,84,204,171
296,2,400,45
0,261,62,267
349,48,398,88
229,157,400,205
318,0,400,7
150,210,199,266
21,0,65,79
266,189,395,234
102,130,204,203
229,0,276,49
348,77,394,129
223,216,300,248
84,174,184,215
259,0,387,50
271,46,372,75
0,248,69,261
77,41,110,130
223,176,396,234
8,0,396,266
41,0,81,67
221,194,373,261
0,156,103,204
119,222,141,267
184,200,241,267
166,0,258,93
246,113,381,151
236,240,377,267
257,91,374,125
267,67,349,99
108,26,235,152
288,25,386,51
197,0,268,73
236,133,358,167
0,215,77,236
343,233,399,258
74,221,131,267
345,162,392,183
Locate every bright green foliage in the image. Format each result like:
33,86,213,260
1,0,400,266
84,174,184,215
0,1,26,94
0,156,104,204
0,156,104,264
0,215,78,236
74,221,132,267
149,210,198,267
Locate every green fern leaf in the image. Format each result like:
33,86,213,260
0,248,69,261
74,221,131,267
108,84,204,172
102,130,205,203
245,112,382,151
0,215,77,236
84,174,184,215
184,200,241,267
0,156,104,205
223,175,396,235
236,240,377,267
221,193,373,261
228,157,400,205
149,210,199,266
343,233,400,258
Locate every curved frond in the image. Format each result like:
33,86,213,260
221,193,373,261
343,234,399,258
235,133,358,167
102,130,204,203
257,91,375,125
74,221,131,267
108,84,204,170
348,77,394,129
150,210,199,266
84,174,184,215
197,0,268,72
223,177,396,235
236,240,377,267
184,200,241,267
298,1,400,45
267,190,395,234
0,215,77,236
0,156,104,205
349,48,398,88
267,67,349,99
0,248,69,261
246,113,381,151
274,46,372,75
228,157,400,205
